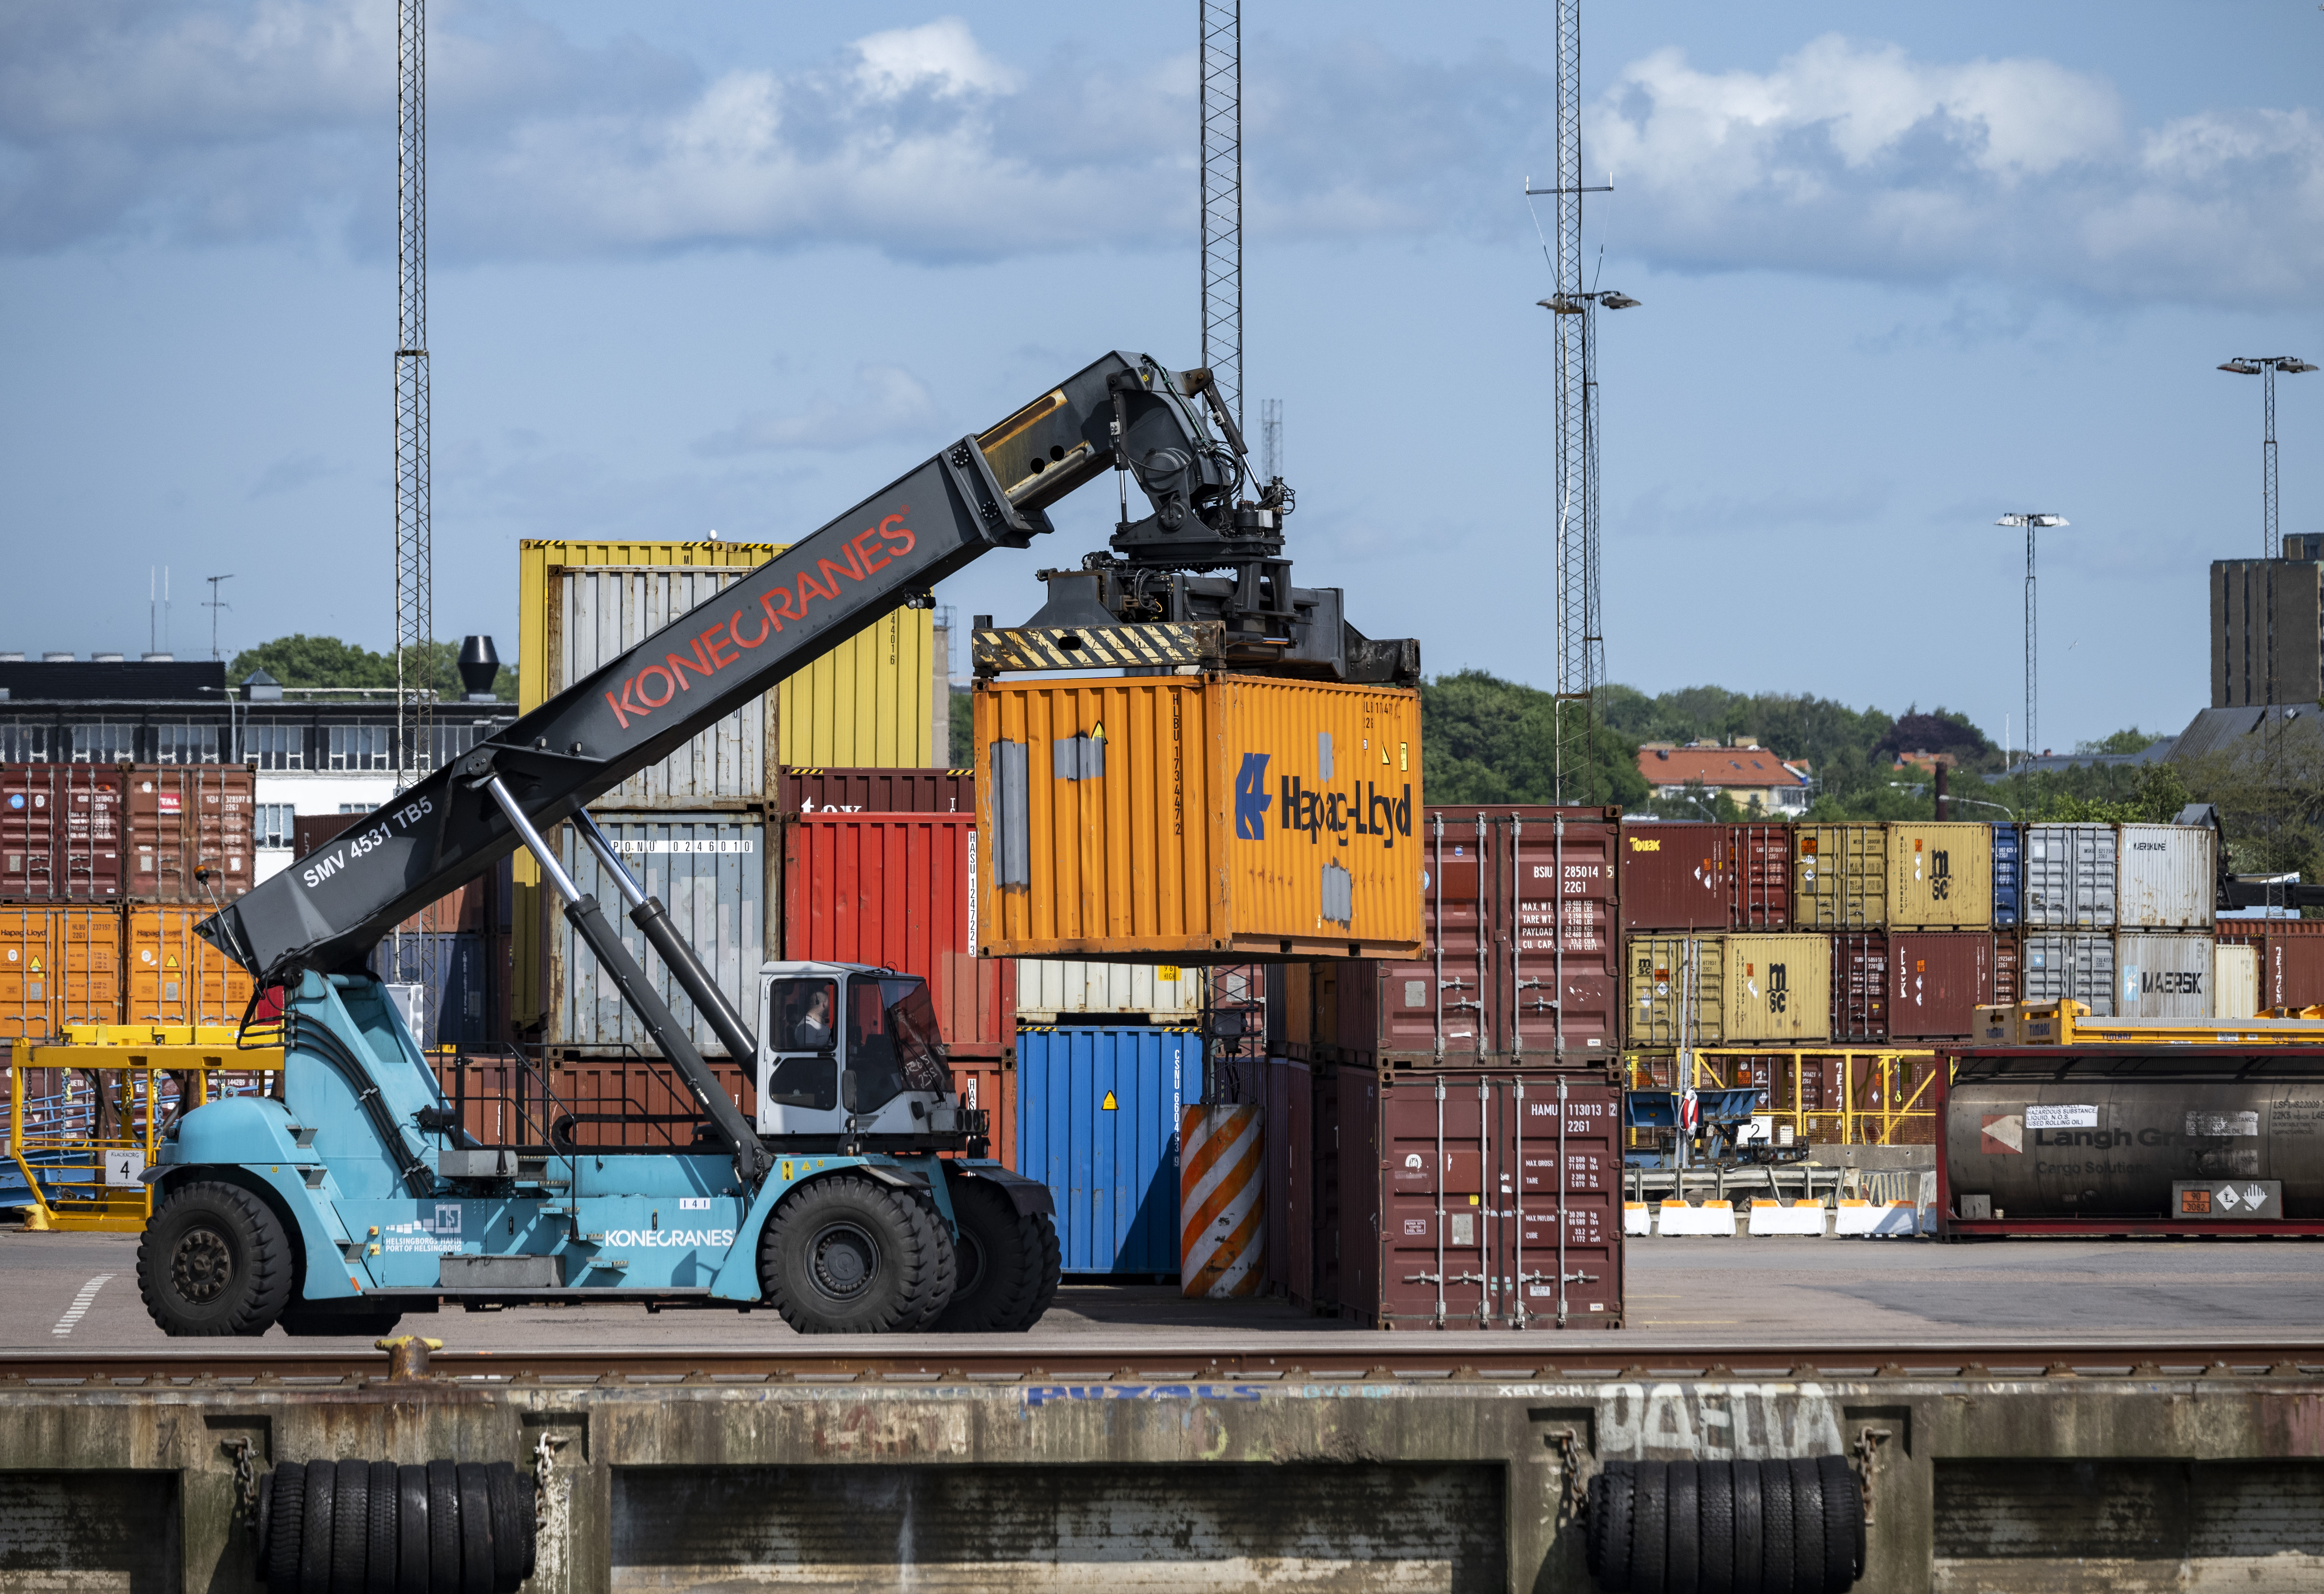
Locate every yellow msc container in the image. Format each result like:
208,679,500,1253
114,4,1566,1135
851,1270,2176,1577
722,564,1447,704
1793,823,1887,929
1723,932,1833,1042
1886,822,1993,930
1625,934,1725,1047
973,675,1423,960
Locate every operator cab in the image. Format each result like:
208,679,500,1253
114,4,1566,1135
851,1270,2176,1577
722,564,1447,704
756,961,975,1147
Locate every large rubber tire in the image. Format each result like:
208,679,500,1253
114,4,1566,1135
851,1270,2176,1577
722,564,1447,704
395,1465,431,1594
1630,1461,1669,1594
265,1464,306,1592
331,1458,372,1592
280,1305,407,1339
137,1180,294,1337
1759,1459,1795,1594
485,1461,528,1593
1590,1465,1636,1591
1786,1459,1826,1594
930,1179,1054,1332
365,1459,400,1594
758,1175,957,1333
298,1459,338,1594
456,1463,495,1594
426,1461,461,1593
1699,1461,1735,1594
519,1475,538,1581
1816,1455,1862,1592
1666,1460,1700,1594
1732,1459,1764,1594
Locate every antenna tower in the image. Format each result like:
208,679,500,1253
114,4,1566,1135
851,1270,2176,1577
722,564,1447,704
1200,1,1242,429
393,0,435,1038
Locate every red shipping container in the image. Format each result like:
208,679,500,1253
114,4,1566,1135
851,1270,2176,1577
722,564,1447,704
2217,918,2324,944
1832,932,1890,1042
1618,821,1730,930
0,765,124,903
1262,1056,1315,1305
2264,935,2324,1011
782,812,1015,1053
1331,1067,1622,1330
778,766,973,815
944,1054,1018,1168
1355,806,1621,1065
123,766,255,902
1728,822,1792,928
1886,932,1993,1040
1993,934,2021,1007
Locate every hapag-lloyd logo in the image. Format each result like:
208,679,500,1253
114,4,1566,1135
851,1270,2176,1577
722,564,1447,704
601,513,918,730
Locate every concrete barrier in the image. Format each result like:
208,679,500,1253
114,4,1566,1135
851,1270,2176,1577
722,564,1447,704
1656,1200,1738,1238
1748,1199,1828,1237
1833,1199,1921,1238
1623,1201,1652,1236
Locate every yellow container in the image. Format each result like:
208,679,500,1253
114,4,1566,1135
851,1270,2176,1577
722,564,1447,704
1886,822,1993,930
1793,823,1887,929
1722,932,1833,1042
124,907,254,1027
1625,934,1726,1047
973,675,1423,960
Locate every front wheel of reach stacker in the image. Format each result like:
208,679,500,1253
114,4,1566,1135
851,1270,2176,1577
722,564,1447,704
758,1174,957,1333
137,1180,295,1336
930,1177,1062,1332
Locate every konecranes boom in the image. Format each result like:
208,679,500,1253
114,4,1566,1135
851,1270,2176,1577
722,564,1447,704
200,348,1397,986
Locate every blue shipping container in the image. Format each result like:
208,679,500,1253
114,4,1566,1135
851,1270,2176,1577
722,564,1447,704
372,932,493,1048
1991,822,2022,928
1017,1026,1204,1275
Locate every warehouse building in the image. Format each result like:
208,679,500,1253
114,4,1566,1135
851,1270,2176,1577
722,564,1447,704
2211,532,2324,707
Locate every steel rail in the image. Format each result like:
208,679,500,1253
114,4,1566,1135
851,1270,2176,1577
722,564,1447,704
2,1341,2319,1386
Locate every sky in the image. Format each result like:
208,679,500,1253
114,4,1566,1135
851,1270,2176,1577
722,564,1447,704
4,1,2322,753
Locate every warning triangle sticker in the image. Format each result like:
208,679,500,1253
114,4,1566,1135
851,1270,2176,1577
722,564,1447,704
28,957,41,973
1101,1091,1118,1111
165,955,179,969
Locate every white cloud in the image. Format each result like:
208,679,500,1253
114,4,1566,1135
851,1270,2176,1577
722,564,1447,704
852,17,1018,101
698,365,941,456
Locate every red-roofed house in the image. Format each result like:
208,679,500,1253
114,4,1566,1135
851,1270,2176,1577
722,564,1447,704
1635,741,1813,816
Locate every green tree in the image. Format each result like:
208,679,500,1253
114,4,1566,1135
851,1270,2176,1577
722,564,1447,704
229,635,516,701
949,686,974,767
1420,670,1647,808
2074,726,2164,755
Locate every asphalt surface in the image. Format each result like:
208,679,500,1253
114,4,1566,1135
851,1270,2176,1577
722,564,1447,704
5,1225,2318,1353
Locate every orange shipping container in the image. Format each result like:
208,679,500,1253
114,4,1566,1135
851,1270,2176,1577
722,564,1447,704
973,674,1424,961
124,766,256,902
123,906,254,1026
0,906,122,1036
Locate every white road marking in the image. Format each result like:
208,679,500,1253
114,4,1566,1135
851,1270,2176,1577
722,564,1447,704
52,1273,116,1336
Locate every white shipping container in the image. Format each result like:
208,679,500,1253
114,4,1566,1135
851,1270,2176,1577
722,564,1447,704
2113,931,2215,1020
2215,943,2259,1021
2116,823,2216,929
1016,959,1203,1022
2020,932,2117,1016
555,566,773,807
2023,824,2116,929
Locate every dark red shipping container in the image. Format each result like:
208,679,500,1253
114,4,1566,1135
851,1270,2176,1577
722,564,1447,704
1993,934,2021,1007
2264,935,2324,1011
0,764,124,902
1886,931,1993,1040
1729,822,1792,927
2216,918,2324,943
292,811,363,856
781,812,1015,1054
1349,806,1622,1065
778,766,973,815
1831,932,1890,1042
1329,1067,1623,1329
1261,1056,1315,1305
123,765,255,901
1618,821,1730,931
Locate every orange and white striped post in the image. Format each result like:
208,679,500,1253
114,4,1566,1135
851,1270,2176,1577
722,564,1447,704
1180,1104,1263,1297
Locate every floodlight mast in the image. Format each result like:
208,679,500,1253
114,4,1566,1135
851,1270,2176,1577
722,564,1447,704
1996,513,2068,768
2218,355,2315,560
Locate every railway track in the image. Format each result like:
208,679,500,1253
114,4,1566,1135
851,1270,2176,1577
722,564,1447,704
3,1339,2320,1385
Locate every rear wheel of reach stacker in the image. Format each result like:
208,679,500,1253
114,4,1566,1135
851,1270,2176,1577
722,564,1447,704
137,1180,296,1336
758,1174,957,1333
930,1177,1063,1332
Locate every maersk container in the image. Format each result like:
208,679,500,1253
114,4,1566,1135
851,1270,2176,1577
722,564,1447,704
1991,823,2022,927
1887,822,1994,930
2114,930,2215,1019
2023,823,2115,929
2117,823,2217,930
1016,1026,1202,1275
2020,932,2117,1016
974,674,1424,961
549,813,764,1058
1793,823,1886,929
1016,960,1203,1023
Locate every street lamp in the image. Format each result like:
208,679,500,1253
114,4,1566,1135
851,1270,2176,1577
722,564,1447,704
1996,514,2068,769
2218,356,2316,559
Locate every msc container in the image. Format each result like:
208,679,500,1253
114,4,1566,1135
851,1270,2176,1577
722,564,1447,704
1793,823,1886,929
2117,823,2217,929
372,931,494,1049
974,674,1424,961
2020,932,2117,1015
0,764,124,902
2263,935,2324,1012
1353,806,1622,1063
1991,823,2022,927
2216,943,2260,1020
1616,821,1728,931
783,812,1015,1054
1831,932,1890,1043
2114,930,2215,1019
778,766,973,815
124,906,256,1026
1729,822,1792,928
548,813,764,1058
1329,1069,1622,1330
2023,823,2116,929
1887,822,1995,930
1016,960,1202,1023
1887,931,1995,1040
1723,932,1833,1042
123,766,255,902
1015,1026,1202,1275
0,906,123,1035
